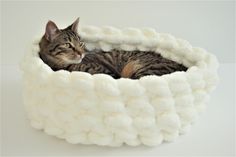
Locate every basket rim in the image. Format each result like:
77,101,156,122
20,25,219,82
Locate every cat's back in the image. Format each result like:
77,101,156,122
82,50,160,62
84,49,188,69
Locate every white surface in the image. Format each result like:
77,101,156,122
1,63,235,156
1,0,235,156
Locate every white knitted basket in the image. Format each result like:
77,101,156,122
20,26,219,147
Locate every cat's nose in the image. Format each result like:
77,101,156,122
75,50,82,56
75,52,81,58
75,47,84,54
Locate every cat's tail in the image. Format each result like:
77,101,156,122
121,60,142,78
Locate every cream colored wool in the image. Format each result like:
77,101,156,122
20,26,219,146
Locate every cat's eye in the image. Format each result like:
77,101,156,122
56,51,64,55
64,43,72,48
57,43,72,49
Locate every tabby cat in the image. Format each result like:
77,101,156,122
39,18,187,79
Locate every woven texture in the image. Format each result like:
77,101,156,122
20,26,219,146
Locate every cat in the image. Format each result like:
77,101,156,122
39,18,187,79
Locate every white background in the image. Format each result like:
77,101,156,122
1,1,235,156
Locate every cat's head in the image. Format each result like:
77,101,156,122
39,18,85,70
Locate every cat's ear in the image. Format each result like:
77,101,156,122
45,20,60,41
67,17,79,32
